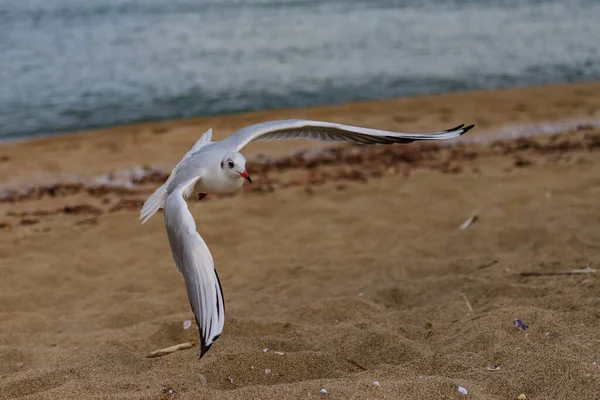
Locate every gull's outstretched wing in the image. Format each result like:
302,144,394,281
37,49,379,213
220,119,474,151
163,179,225,357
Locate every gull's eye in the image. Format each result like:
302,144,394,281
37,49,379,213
227,160,234,168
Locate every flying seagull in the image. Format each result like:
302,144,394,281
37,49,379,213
139,119,474,357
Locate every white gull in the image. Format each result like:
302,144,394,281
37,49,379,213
139,119,474,357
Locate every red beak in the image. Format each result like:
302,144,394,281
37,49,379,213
238,170,252,183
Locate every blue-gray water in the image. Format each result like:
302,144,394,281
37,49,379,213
1,0,599,141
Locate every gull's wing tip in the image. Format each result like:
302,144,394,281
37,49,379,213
198,335,220,359
443,123,465,132
443,123,475,136
199,343,212,359
461,124,475,134
443,123,475,134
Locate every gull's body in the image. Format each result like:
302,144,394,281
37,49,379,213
140,119,474,357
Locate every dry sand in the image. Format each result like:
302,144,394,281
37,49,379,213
1,82,599,399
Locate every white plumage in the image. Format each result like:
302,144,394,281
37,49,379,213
140,119,474,357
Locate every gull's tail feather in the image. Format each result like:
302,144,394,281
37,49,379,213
140,184,168,224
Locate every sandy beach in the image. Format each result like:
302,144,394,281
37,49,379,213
1,82,599,399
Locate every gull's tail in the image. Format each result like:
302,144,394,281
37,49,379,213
140,184,168,224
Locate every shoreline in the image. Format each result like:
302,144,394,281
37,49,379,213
2,80,599,147
1,81,600,185
3,80,600,144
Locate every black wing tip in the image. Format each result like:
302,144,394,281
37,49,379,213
443,123,465,133
445,123,475,135
198,334,221,359
460,124,475,135
199,341,213,359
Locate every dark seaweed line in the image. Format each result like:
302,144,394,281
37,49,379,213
1,129,599,204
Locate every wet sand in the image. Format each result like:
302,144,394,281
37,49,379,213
1,82,599,399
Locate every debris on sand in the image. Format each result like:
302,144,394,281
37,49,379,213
517,394,527,400
3,130,600,208
458,385,468,395
146,342,195,358
570,264,596,274
520,263,596,277
372,380,380,387
458,213,479,230
487,365,501,371
183,320,192,330
461,292,474,313
320,388,328,395
265,369,272,375
76,217,98,226
514,156,533,167
63,204,103,216
109,198,144,213
513,319,529,331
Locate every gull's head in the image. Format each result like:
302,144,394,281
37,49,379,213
221,152,251,183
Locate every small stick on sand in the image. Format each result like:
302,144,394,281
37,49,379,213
146,342,196,358
570,265,596,274
520,265,596,277
346,359,367,371
458,213,479,230
461,292,474,313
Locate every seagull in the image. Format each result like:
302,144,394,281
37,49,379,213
139,119,474,357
